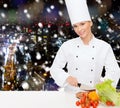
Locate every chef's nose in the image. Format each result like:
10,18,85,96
77,26,82,31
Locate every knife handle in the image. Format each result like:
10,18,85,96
77,83,81,87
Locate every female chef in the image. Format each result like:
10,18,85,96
50,0,120,92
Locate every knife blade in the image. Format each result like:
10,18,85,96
77,83,95,91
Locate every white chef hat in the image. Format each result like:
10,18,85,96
64,0,91,25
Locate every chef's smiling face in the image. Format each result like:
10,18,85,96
73,21,93,43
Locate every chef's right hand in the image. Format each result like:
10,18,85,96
66,76,78,87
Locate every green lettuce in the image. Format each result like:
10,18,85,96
95,79,120,106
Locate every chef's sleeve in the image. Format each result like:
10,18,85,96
50,44,69,87
104,45,120,87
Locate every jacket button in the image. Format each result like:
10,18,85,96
92,57,94,60
90,81,92,83
76,68,78,70
92,46,95,48
77,45,79,48
76,55,78,58
91,69,93,71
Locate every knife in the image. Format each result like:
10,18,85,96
77,83,96,91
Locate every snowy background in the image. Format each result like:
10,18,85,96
0,0,119,91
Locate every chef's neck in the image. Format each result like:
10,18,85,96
81,33,93,45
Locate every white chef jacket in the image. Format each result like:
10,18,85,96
50,36,120,92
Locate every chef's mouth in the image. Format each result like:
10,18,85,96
78,31,85,36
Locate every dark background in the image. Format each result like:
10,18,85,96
0,0,119,90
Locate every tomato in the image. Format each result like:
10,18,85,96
85,103,90,108
80,97,86,104
94,100,99,106
90,100,94,106
75,100,80,106
81,104,85,108
90,100,99,108
106,101,115,106
92,103,98,108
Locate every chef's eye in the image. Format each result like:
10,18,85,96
73,25,77,28
80,23,85,26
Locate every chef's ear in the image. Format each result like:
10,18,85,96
90,21,93,27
